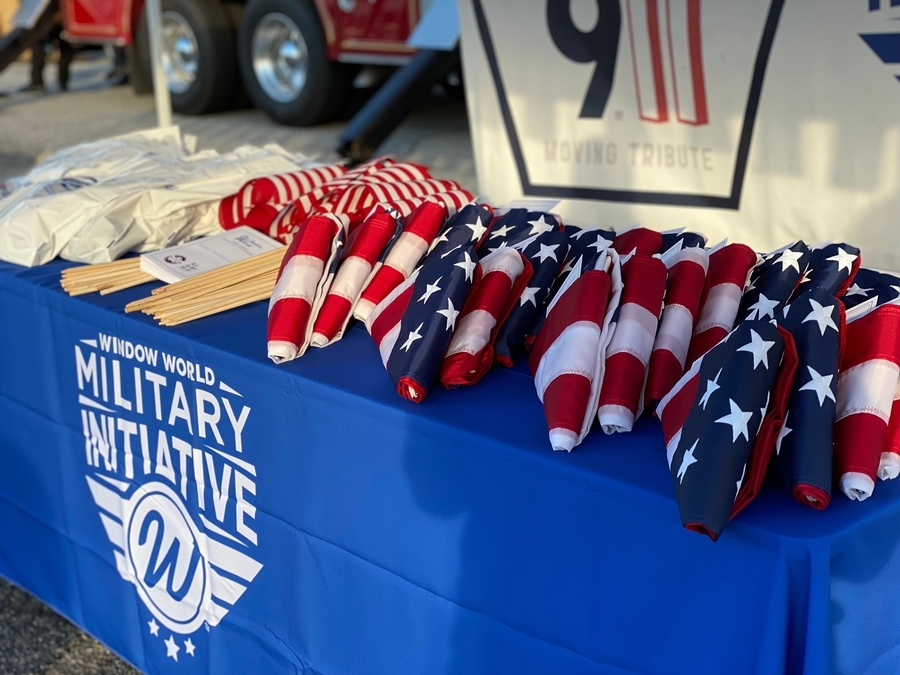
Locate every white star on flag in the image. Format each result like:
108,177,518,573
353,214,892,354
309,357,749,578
454,251,477,282
801,298,838,336
775,413,792,455
799,365,836,406
489,223,515,239
588,237,610,252
775,248,804,273
892,285,900,299
699,368,722,410
436,299,459,331
440,244,461,259
184,638,196,657
736,329,776,370
400,323,424,352
783,303,791,318
534,243,560,263
430,230,450,251
735,464,746,497
826,247,857,273
716,399,754,443
747,293,780,320
467,216,487,242
570,226,596,239
527,215,554,235
519,286,540,307
677,439,699,483
418,277,443,303
148,619,159,637
844,283,872,298
165,635,180,661
759,391,770,434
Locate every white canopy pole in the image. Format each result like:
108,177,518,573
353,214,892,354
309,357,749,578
144,0,173,128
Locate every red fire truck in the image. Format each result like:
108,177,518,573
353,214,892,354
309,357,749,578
59,0,422,125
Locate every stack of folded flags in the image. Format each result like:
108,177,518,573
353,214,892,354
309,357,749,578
222,160,900,540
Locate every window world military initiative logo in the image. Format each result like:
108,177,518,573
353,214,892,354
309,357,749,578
74,333,262,663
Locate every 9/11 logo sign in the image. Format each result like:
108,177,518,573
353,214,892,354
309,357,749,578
468,0,785,208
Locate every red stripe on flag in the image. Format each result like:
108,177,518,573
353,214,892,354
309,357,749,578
543,373,594,436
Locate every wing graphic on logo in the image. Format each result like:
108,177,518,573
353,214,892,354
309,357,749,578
86,475,263,633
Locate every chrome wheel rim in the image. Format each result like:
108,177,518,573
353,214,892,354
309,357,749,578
161,10,198,94
252,13,308,103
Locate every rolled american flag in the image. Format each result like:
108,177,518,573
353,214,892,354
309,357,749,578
267,212,348,363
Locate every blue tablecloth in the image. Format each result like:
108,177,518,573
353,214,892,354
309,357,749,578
2,258,900,675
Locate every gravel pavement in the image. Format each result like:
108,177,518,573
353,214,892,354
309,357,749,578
0,54,476,675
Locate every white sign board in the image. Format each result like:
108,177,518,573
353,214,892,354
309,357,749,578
459,0,900,269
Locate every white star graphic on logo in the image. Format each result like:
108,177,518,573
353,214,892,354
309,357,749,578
489,223,515,240
715,399,754,443
527,215,554,235
699,368,722,410
746,293,780,320
775,248,804,274
736,329,776,370
399,323,424,352
799,365,836,406
735,464,746,497
775,413,792,455
436,299,460,331
826,247,857,273
844,283,872,298
418,277,442,303
165,635,180,661
148,619,159,637
454,251,477,282
801,298,838,336
467,216,487,242
519,287,540,307
534,243,560,263
677,439,699,484
184,638,196,657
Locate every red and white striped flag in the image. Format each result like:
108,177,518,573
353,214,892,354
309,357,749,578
529,249,623,452
611,226,663,257
329,178,462,222
440,247,532,387
267,212,348,363
597,253,668,433
645,244,709,408
310,208,403,347
833,304,900,500
686,242,758,366
353,201,452,322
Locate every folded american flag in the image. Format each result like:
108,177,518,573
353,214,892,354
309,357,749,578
353,201,454,322
494,229,570,367
834,269,900,500
658,320,797,540
597,253,668,433
267,212,347,363
440,246,532,387
770,287,843,510
686,243,758,366
366,243,479,402
478,209,562,253
736,241,810,323
792,243,861,299
529,248,623,452
645,243,709,409
310,207,403,347
524,226,615,350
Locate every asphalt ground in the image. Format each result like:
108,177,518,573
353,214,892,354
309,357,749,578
0,54,476,674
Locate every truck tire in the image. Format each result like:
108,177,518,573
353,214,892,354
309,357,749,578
134,0,238,114
237,0,356,125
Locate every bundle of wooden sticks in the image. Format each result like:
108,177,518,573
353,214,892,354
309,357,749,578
124,247,284,326
60,258,155,296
